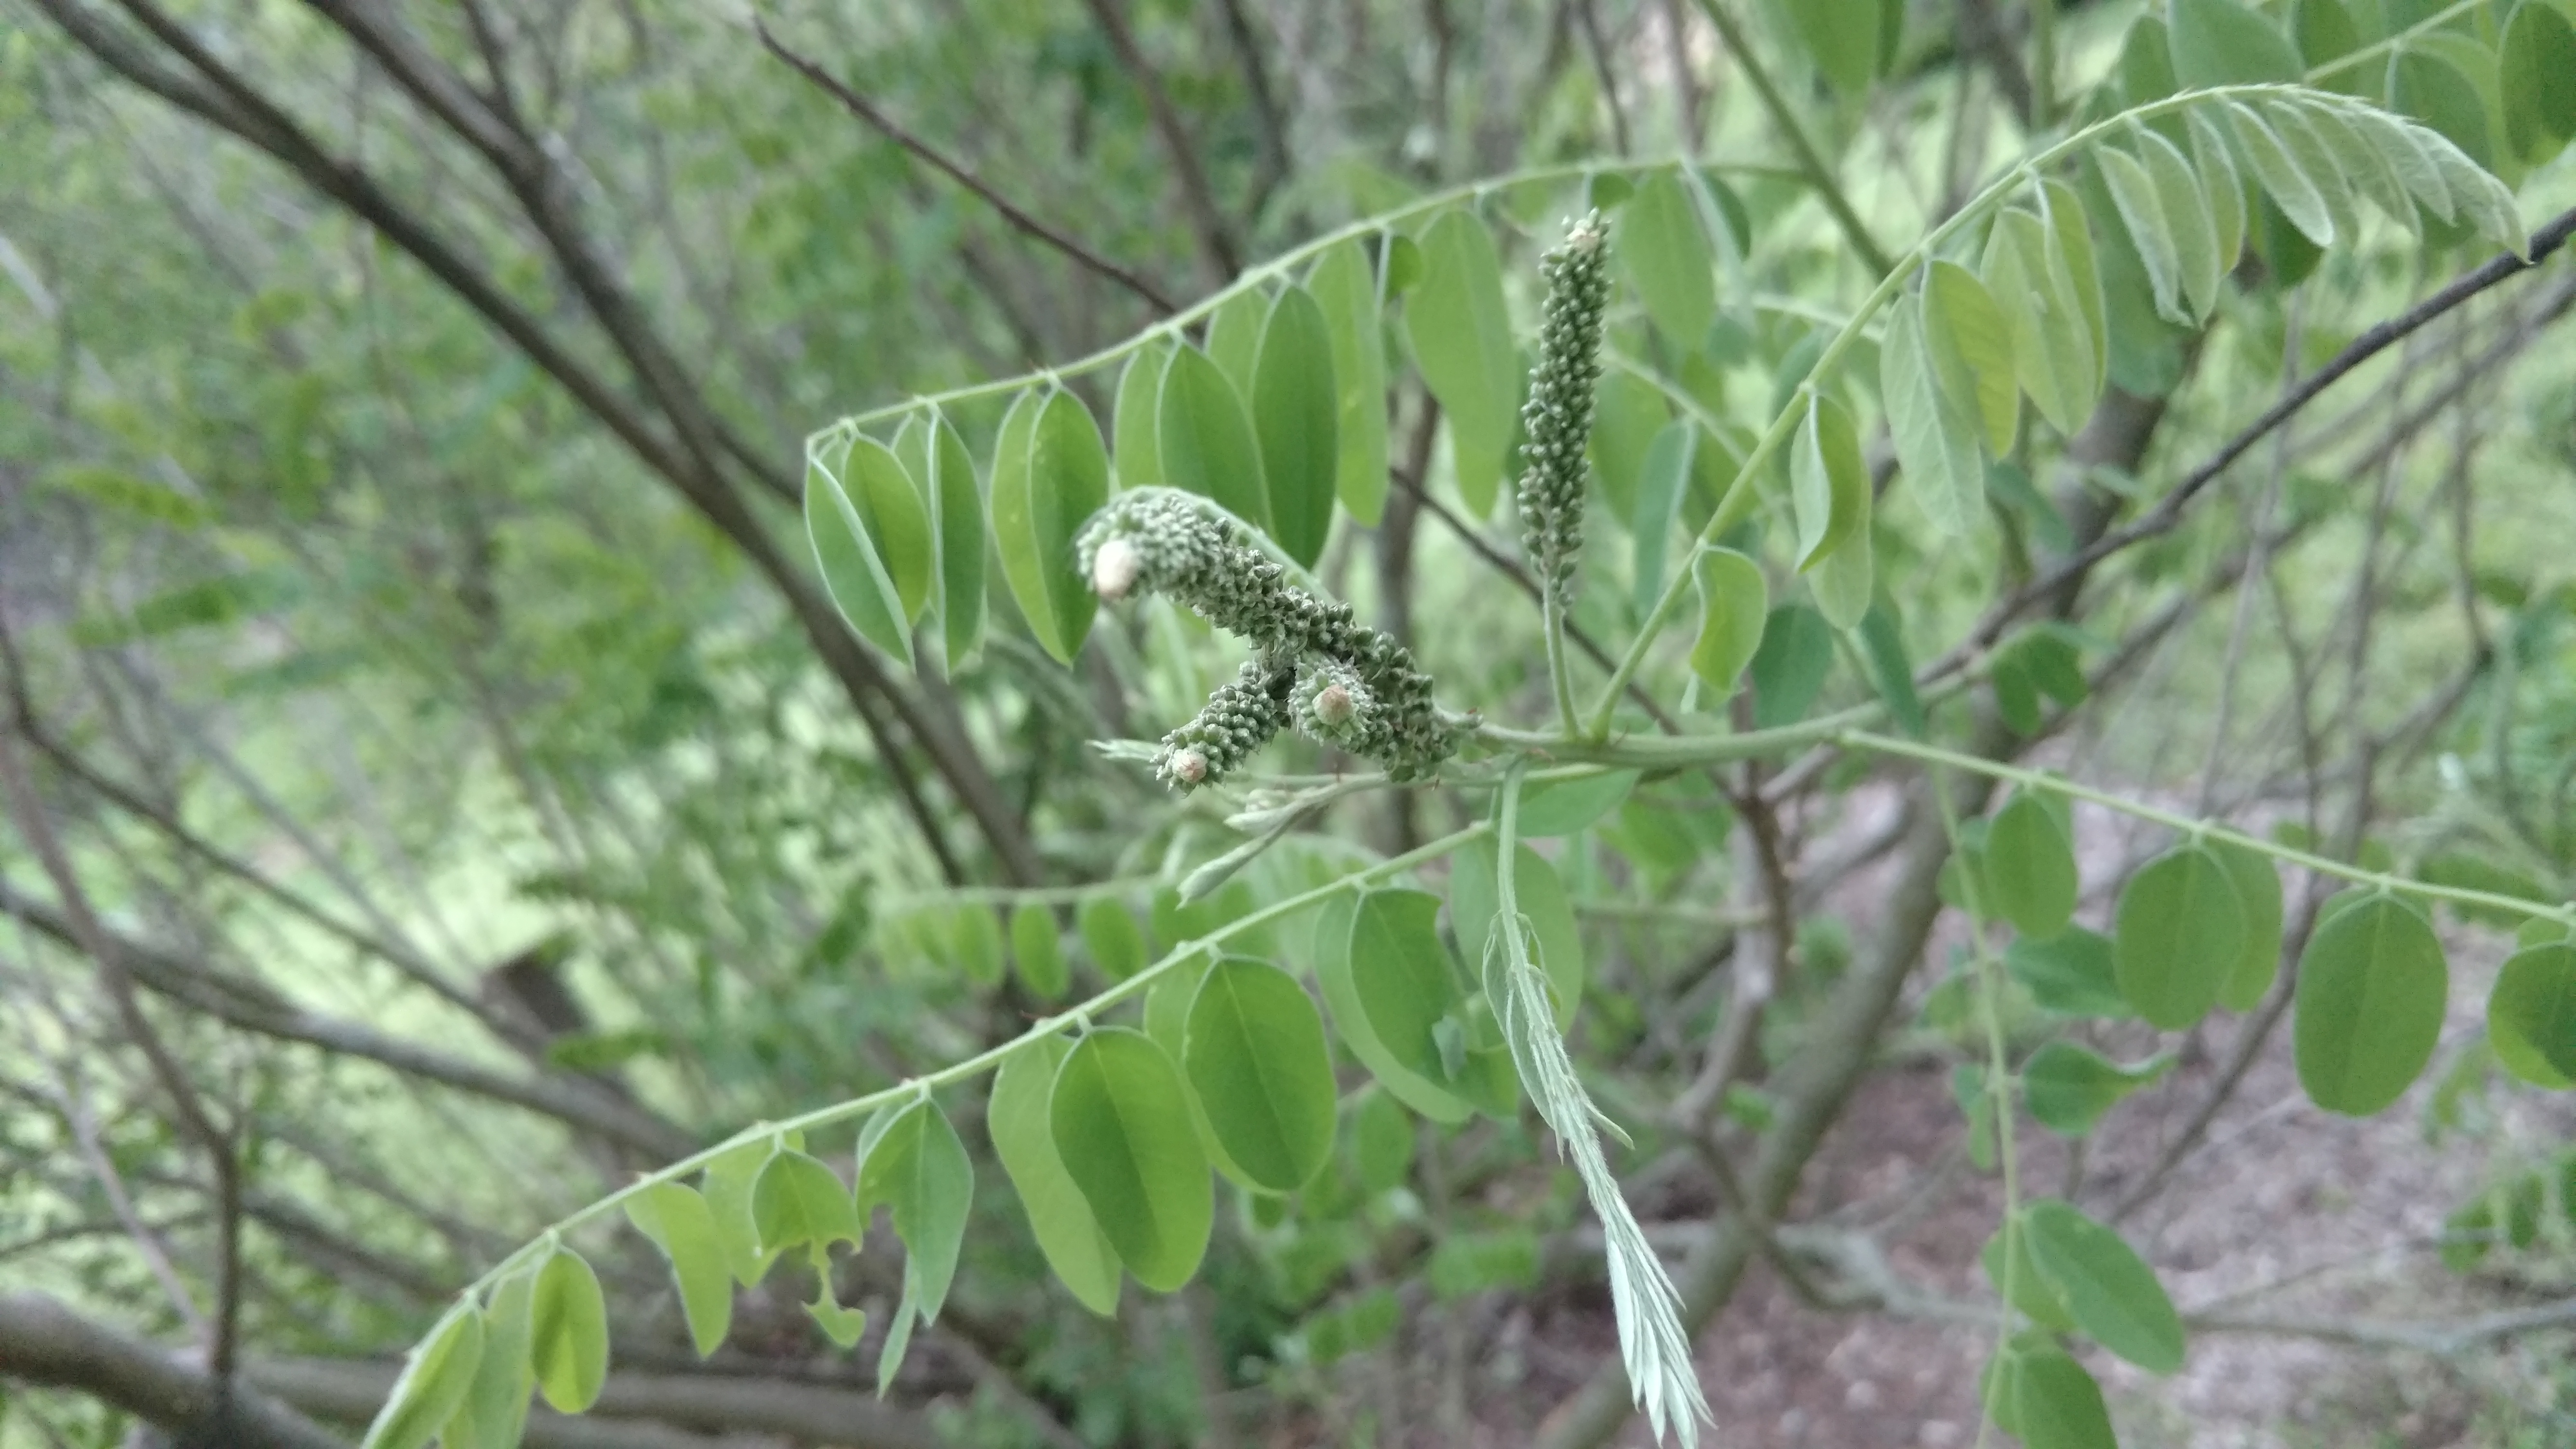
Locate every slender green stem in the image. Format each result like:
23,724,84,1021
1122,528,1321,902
1928,774,2022,1449
2305,0,2483,85
392,824,1490,1342
1842,729,2576,927
1544,595,1581,735
1688,0,1894,277
1583,83,2324,737
806,157,1801,460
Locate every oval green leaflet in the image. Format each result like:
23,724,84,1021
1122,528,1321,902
1113,342,1172,490
1205,288,1267,399
1690,544,1772,696
2133,124,2223,321
2211,839,2285,1011
1630,420,1695,612
1791,391,1867,571
1922,258,2018,458
2022,1041,2172,1136
1880,285,1984,538
846,431,933,625
1049,1026,1214,1292
805,439,915,671
1079,895,1148,982
1513,768,1639,838
1985,790,2079,941
1589,369,1669,527
857,1097,974,1390
2008,926,2131,1018
622,1181,732,1358
922,412,988,671
991,388,1108,665
1350,1087,1415,1193
1449,838,1584,1027
2113,844,2245,1030
953,901,1006,987
528,1246,609,1413
2098,141,2188,325
1141,951,1258,1189
359,1302,483,1449
440,1269,533,1449
1982,1215,2075,1331
2487,941,2576,1089
1347,886,1475,1088
1313,889,1473,1123
1307,237,1390,524
751,1147,863,1258
1406,209,1519,516
2022,1198,2186,1373
2009,1347,2121,1449
1183,956,1339,1192
2501,0,2576,162
990,1035,1121,1315
2294,891,2450,1116
1010,902,1069,999
1982,206,2094,437
1157,342,1273,533
2167,0,2302,88
1252,285,1340,568
1749,601,1837,729
699,1135,785,1286
1620,169,1715,350
1809,514,1873,631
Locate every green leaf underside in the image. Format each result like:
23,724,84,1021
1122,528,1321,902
2010,926,2132,1018
2211,841,2285,1010
993,390,1108,664
1623,171,1716,349
1049,1027,1214,1292
2294,892,2449,1116
1252,285,1340,567
363,1305,483,1449
2024,1041,2170,1136
1450,837,1585,1026
2114,845,2245,1030
1158,344,1273,534
806,448,914,670
623,1182,733,1358
1184,957,1339,1191
990,1037,1121,1314
1689,547,1768,698
2488,943,2576,1088
1408,210,1520,516
1308,238,1391,524
1316,890,1474,1122
443,1271,533,1449
1986,792,2080,941
529,1248,609,1414
2023,1199,2186,1373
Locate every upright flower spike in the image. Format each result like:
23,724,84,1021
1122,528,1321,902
1079,489,1463,790
1516,211,1612,611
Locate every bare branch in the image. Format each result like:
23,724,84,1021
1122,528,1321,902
0,1293,344,1449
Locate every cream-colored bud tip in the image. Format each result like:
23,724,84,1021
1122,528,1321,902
1170,748,1209,784
1093,538,1142,600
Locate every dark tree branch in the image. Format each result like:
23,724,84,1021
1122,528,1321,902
0,877,697,1160
1075,0,1243,284
0,1294,344,1449
0,726,247,1386
755,20,1178,315
1208,0,1293,212
34,0,1044,886
1968,204,2576,655
247,1356,948,1449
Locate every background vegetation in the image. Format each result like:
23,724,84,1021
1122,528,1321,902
0,0,2572,1446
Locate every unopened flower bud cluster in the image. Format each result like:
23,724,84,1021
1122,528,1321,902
1079,490,1460,791
1516,211,1612,610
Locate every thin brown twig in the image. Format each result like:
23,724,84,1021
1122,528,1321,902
754,19,1178,315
